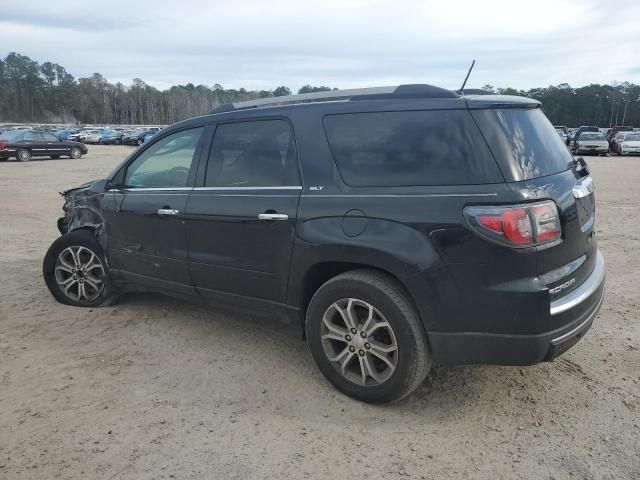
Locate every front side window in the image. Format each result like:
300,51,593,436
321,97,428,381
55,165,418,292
125,127,202,188
205,119,300,187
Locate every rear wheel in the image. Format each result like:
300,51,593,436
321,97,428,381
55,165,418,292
17,148,31,162
43,230,116,307
306,270,430,403
70,147,82,159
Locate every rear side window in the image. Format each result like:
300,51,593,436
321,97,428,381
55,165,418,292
205,119,300,187
323,110,502,187
471,108,574,182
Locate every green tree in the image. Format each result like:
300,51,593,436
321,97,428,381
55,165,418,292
273,86,291,97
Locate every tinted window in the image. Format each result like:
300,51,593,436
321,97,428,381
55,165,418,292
323,110,502,187
472,108,574,182
125,127,202,188
205,120,299,187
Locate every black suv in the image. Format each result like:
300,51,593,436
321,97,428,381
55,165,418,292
42,85,605,403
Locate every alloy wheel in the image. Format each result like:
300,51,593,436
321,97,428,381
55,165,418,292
17,149,31,161
54,246,105,302
320,298,398,386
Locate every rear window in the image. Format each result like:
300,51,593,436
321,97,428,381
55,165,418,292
580,132,606,141
471,108,574,182
323,110,503,187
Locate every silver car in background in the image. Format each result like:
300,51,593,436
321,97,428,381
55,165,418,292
572,131,609,155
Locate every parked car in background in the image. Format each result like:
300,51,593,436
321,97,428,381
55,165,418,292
100,130,126,145
143,131,157,143
122,129,149,146
83,129,110,144
554,125,570,145
612,132,640,155
43,85,604,403
0,130,87,161
572,131,609,155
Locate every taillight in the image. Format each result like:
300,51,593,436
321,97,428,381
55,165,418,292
464,201,561,248
0,141,7,149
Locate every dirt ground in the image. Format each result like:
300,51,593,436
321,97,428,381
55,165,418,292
0,146,638,480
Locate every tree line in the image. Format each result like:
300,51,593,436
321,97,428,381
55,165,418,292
1,51,638,127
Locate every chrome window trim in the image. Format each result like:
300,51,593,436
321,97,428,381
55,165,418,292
300,193,498,198
550,250,605,315
193,186,302,191
107,187,193,192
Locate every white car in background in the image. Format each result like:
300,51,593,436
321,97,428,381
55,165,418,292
616,132,640,156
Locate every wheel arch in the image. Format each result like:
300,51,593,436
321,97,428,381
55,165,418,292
291,259,425,339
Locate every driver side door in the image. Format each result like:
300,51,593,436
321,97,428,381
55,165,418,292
105,127,205,297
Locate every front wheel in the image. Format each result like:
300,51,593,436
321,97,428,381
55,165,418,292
306,270,430,403
70,147,82,159
43,230,116,307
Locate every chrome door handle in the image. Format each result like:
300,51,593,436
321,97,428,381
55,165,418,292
258,213,288,221
158,208,179,216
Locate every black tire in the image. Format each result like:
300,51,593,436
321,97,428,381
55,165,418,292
136,139,143,146
49,155,61,159
306,270,430,404
43,229,117,307
70,147,82,159
17,148,31,162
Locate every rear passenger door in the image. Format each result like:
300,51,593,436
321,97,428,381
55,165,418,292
41,132,68,156
185,119,301,315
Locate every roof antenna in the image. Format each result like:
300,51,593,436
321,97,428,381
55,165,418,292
457,60,476,94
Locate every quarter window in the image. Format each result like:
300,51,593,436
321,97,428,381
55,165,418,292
323,110,503,186
205,120,300,187
125,127,203,188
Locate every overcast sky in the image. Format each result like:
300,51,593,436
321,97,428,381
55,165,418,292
1,0,638,92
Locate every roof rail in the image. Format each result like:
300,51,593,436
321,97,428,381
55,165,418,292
208,84,459,114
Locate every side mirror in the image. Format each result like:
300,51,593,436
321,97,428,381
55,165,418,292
574,157,590,177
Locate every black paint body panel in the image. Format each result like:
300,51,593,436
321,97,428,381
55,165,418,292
53,93,603,365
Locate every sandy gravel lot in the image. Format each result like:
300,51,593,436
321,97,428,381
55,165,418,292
0,146,639,479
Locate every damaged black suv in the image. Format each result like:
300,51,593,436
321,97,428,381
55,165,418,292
43,85,605,403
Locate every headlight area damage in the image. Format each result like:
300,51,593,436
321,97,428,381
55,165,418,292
57,179,109,250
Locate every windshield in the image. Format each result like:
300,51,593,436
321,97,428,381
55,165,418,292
581,133,606,141
624,133,640,141
471,108,574,182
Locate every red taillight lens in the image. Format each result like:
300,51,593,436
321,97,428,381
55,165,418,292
0,141,7,149
465,201,560,248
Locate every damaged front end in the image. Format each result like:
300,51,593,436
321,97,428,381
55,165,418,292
57,179,109,238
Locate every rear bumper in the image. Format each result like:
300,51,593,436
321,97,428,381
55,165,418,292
430,250,605,365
